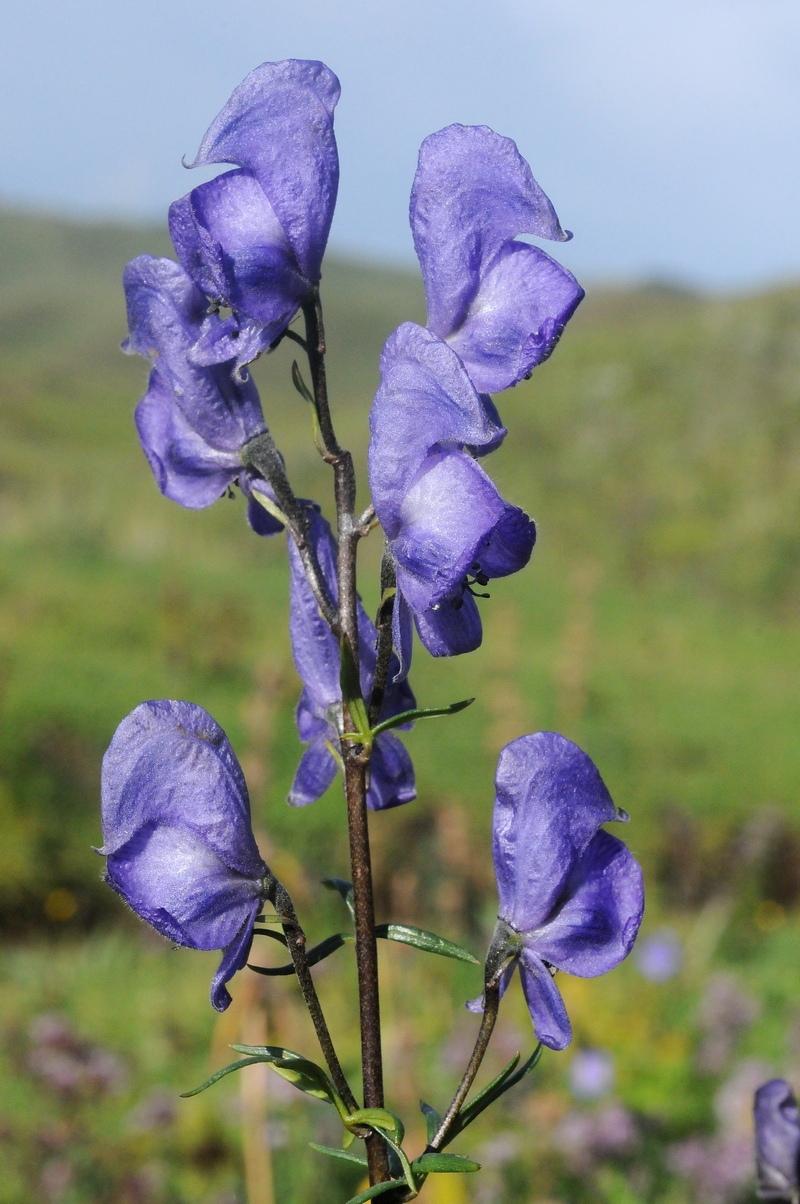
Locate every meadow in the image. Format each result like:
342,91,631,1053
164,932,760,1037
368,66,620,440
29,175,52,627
0,206,798,1203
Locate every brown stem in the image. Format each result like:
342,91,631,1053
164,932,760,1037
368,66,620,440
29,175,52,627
430,982,501,1150
303,288,390,1187
268,878,358,1114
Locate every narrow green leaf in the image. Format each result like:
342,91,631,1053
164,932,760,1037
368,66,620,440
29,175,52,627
250,488,289,529
450,1045,543,1141
376,923,479,965
371,697,475,739
291,360,315,405
411,1153,481,1174
420,1100,442,1145
322,877,356,923
247,932,352,976
345,1181,408,1204
252,928,289,946
230,1044,342,1108
339,635,371,738
309,1143,368,1168
180,1057,263,1098
346,1108,405,1146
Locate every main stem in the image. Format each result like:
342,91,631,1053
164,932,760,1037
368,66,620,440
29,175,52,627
303,290,390,1187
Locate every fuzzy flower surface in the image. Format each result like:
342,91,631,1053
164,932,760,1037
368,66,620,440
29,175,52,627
470,732,644,1051
754,1079,800,1200
288,507,417,810
98,700,268,1012
169,59,340,370
369,322,536,674
123,255,280,533
410,124,584,394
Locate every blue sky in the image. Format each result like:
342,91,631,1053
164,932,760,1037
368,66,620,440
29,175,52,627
2,0,799,287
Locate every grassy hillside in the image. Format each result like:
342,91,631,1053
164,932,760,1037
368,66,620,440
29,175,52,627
0,207,799,1204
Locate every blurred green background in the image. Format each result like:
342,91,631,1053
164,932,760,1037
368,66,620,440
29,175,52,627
1,207,799,1204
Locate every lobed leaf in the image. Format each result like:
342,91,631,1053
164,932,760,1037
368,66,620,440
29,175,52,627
180,1057,264,1098
230,1044,344,1109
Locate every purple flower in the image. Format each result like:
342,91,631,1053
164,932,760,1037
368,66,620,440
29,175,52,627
169,60,340,370
569,1048,616,1100
754,1080,800,1200
368,322,536,674
410,125,584,394
98,700,268,1012
123,256,281,531
635,928,683,983
470,732,643,1051
288,507,417,810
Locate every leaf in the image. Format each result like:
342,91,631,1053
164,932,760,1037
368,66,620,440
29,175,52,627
420,1100,442,1145
247,932,352,976
371,698,474,738
180,1057,264,1098
250,488,289,529
252,927,288,946
229,1044,343,1109
339,635,370,739
449,1045,543,1142
346,1108,405,1146
345,1181,408,1204
373,1129,417,1197
309,1143,367,1168
375,923,479,965
291,360,315,405
322,877,356,923
412,1153,481,1174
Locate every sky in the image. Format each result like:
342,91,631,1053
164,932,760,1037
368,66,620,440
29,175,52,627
1,0,799,288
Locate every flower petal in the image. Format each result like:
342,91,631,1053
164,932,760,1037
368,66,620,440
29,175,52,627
187,59,340,281
392,586,414,681
211,903,261,1012
288,734,338,807
367,732,416,811
238,471,284,536
528,830,644,977
518,947,572,1051
410,124,570,341
447,242,584,393
413,591,483,658
755,1080,800,1199
169,169,309,329
100,700,265,878
393,450,533,611
287,509,342,716
106,822,263,952
492,732,622,933
369,323,505,539
135,372,241,509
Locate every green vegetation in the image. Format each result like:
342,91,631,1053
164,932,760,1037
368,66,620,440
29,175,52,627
0,207,798,1202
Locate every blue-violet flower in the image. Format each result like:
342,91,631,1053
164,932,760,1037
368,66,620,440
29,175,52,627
98,700,268,1012
469,731,644,1050
288,506,417,810
169,59,340,371
410,124,584,394
754,1079,800,1200
369,322,536,674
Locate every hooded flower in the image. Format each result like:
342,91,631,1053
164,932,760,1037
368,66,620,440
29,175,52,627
98,700,268,1012
469,732,644,1051
369,322,536,675
288,506,417,810
410,124,584,394
169,59,340,370
754,1080,800,1200
123,255,281,529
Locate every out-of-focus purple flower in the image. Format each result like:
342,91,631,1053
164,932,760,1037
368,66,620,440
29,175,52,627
635,928,683,983
123,256,281,528
570,1049,616,1101
288,506,417,811
668,1134,754,1204
555,1103,638,1173
697,973,760,1074
369,322,536,674
169,60,340,370
469,732,643,1051
98,700,269,1011
27,1013,126,1098
410,124,584,395
754,1080,800,1200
